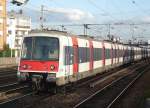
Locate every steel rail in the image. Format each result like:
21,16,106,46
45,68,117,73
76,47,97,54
0,82,18,89
106,66,150,108
73,64,148,108
0,92,35,106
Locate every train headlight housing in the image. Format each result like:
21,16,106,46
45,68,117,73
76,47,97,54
50,65,55,71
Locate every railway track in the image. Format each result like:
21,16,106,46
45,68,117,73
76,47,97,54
0,67,17,85
0,91,35,108
0,66,53,108
0,82,28,93
0,83,35,108
0,83,30,101
0,61,148,108
73,62,149,108
52,62,143,94
0,86,53,108
0,66,17,75
0,67,17,73
74,61,144,89
23,61,148,108
0,69,17,77
106,67,148,108
0,77,17,86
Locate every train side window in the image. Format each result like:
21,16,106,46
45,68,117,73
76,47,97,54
105,49,110,59
98,48,101,60
78,47,82,63
86,48,90,62
64,46,74,65
79,47,88,63
94,48,101,61
93,48,96,60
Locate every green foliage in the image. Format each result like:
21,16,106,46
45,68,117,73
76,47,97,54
0,45,15,57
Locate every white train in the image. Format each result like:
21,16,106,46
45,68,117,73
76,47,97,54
17,30,150,90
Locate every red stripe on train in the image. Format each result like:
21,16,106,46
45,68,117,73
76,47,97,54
102,41,105,66
19,60,59,72
71,36,78,74
111,44,113,65
89,40,93,72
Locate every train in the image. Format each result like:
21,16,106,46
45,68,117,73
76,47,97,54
17,30,150,91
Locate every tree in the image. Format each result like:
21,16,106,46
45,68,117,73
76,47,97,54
0,45,15,57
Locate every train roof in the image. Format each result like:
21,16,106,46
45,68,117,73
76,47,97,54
29,29,69,36
28,29,97,40
27,29,142,48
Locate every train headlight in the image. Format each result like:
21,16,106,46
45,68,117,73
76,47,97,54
50,65,55,71
21,64,32,69
22,64,28,69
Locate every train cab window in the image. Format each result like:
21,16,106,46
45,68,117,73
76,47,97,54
21,37,59,61
22,37,32,59
33,37,59,60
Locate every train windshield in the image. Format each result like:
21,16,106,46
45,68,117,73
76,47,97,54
21,37,59,61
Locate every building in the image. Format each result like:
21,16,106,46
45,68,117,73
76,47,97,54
7,11,31,57
0,0,7,50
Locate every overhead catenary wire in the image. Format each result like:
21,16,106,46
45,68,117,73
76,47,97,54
7,0,150,41
87,0,118,21
130,0,150,16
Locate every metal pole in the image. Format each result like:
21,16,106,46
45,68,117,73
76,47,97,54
131,24,134,44
40,5,44,29
61,25,64,31
83,24,89,37
108,24,110,37
83,24,86,36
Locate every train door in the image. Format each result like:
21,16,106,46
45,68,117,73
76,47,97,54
64,37,73,83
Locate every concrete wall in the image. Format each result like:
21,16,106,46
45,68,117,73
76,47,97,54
0,57,18,67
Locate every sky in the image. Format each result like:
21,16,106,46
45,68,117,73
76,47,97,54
7,0,150,41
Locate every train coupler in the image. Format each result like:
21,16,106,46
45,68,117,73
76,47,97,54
31,75,45,91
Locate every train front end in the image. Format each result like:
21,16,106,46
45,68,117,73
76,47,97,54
17,34,59,90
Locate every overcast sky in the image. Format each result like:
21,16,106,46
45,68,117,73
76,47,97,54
7,0,150,41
